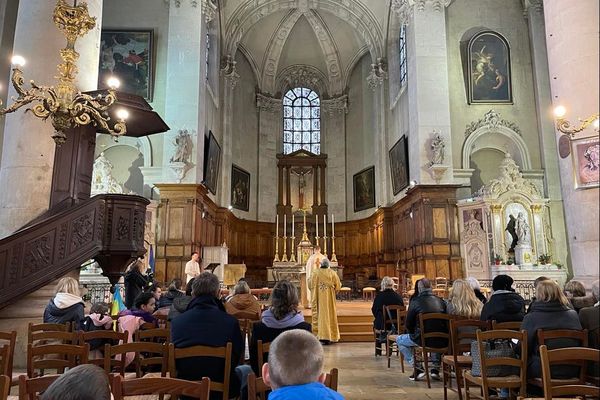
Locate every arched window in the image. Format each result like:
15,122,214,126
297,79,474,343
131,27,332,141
399,24,407,86
283,87,320,154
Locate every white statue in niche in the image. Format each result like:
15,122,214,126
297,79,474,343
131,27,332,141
515,212,531,246
91,152,123,196
429,131,445,166
170,129,193,164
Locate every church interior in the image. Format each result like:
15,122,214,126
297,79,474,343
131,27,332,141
0,0,598,399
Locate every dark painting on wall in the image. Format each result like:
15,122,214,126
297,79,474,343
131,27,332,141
389,135,409,195
231,165,250,212
353,166,375,212
98,29,154,100
467,31,512,104
203,131,221,195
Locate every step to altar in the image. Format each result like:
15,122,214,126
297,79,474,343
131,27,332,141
301,301,374,343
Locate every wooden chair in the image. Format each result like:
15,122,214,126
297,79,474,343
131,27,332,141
442,319,490,400
433,277,449,298
169,342,233,400
104,342,168,378
27,343,89,378
385,308,408,370
111,374,210,400
413,313,452,388
362,287,376,301
78,330,128,366
0,375,9,400
528,329,589,390
18,374,60,400
463,329,528,400
27,323,72,345
133,327,170,343
0,331,16,380
247,372,270,400
538,345,600,400
324,367,339,391
491,320,522,331
375,304,405,358
406,274,425,297
256,340,271,376
154,313,169,329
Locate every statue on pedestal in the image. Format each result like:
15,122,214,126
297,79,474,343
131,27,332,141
515,212,531,246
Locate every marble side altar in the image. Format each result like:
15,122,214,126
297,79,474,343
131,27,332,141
491,264,567,286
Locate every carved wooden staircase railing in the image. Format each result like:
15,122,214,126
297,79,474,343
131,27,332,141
0,194,149,310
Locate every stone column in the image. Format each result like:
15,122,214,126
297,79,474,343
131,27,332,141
256,93,281,221
393,0,453,185
320,164,326,206
0,0,103,238
162,1,206,184
312,165,318,208
286,166,291,207
219,56,239,206
543,0,599,284
278,165,284,206
322,95,348,220
523,0,569,271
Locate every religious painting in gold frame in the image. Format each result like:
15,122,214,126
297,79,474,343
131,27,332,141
353,166,375,212
467,31,512,104
231,164,250,212
571,136,599,190
389,135,409,195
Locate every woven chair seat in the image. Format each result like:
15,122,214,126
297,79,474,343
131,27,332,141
464,370,522,387
442,354,472,366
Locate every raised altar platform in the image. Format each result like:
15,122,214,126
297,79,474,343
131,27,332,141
491,264,568,286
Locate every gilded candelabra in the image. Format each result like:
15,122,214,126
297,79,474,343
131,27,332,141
0,0,127,145
273,236,280,262
290,234,297,263
331,235,338,262
553,106,599,138
281,235,288,262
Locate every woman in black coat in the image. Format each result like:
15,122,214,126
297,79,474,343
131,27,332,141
124,259,149,310
371,276,405,331
521,280,582,379
43,277,85,330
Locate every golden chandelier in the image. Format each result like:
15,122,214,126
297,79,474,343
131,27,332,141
0,0,127,145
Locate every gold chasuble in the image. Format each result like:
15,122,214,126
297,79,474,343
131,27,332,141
308,265,341,341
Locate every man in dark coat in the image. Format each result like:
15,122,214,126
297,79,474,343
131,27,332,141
395,278,447,380
171,272,243,400
579,280,599,376
481,274,525,323
371,276,405,331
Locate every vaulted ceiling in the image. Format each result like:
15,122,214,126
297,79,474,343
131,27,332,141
220,0,389,96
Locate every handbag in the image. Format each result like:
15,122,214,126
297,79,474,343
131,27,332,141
376,307,399,344
470,339,519,377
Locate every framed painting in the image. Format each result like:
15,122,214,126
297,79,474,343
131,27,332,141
353,166,375,212
467,31,512,104
203,131,221,195
231,165,250,212
98,29,154,100
571,136,599,189
389,135,409,195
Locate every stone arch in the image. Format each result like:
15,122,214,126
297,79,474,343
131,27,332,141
100,135,152,167
276,64,329,97
462,125,532,171
225,0,383,64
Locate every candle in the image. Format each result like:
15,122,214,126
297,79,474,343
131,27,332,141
292,214,295,237
284,214,287,238
276,214,279,238
324,214,327,237
332,213,335,237
316,214,319,237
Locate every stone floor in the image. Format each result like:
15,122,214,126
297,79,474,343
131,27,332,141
322,342,447,400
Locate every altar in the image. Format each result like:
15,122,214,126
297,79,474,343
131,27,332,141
458,153,567,286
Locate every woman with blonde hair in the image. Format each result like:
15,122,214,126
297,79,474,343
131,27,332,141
521,280,582,379
43,276,85,329
447,279,482,319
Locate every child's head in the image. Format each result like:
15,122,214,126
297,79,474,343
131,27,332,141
262,329,325,389
40,364,111,400
90,303,109,317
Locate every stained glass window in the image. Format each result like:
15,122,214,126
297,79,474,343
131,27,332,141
399,25,407,87
283,87,320,154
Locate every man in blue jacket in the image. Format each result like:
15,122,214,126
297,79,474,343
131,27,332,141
171,272,243,400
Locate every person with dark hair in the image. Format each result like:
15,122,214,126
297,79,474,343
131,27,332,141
124,259,149,310
480,274,525,323
249,279,311,375
185,251,201,284
396,278,447,381
168,277,195,321
120,292,157,324
82,303,113,354
171,272,243,400
157,278,184,309
40,364,111,400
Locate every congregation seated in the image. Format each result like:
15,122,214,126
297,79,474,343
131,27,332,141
156,278,184,310
171,271,243,399
43,276,85,329
39,364,112,400
446,279,482,320
119,292,157,325
565,279,596,313
480,274,525,323
521,279,583,379
262,329,344,400
371,276,405,331
225,280,261,321
250,279,311,375
81,302,113,355
466,276,487,304
168,277,195,321
396,278,447,380
579,279,600,376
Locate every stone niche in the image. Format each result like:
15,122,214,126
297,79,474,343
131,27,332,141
458,153,559,280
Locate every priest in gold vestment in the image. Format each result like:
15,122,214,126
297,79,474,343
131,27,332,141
304,245,326,308
308,258,341,343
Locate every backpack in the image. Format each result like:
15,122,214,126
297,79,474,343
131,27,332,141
82,315,112,351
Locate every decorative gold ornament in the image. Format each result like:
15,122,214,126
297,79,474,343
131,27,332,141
0,0,127,145
553,106,599,138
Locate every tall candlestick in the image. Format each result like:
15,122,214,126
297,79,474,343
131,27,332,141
292,214,295,237
332,213,335,237
324,214,327,237
284,214,287,238
276,214,279,238
316,214,319,238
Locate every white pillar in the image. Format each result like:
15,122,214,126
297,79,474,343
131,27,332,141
256,93,281,222
543,0,599,284
219,67,237,206
401,1,453,184
162,1,206,184
0,0,102,238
